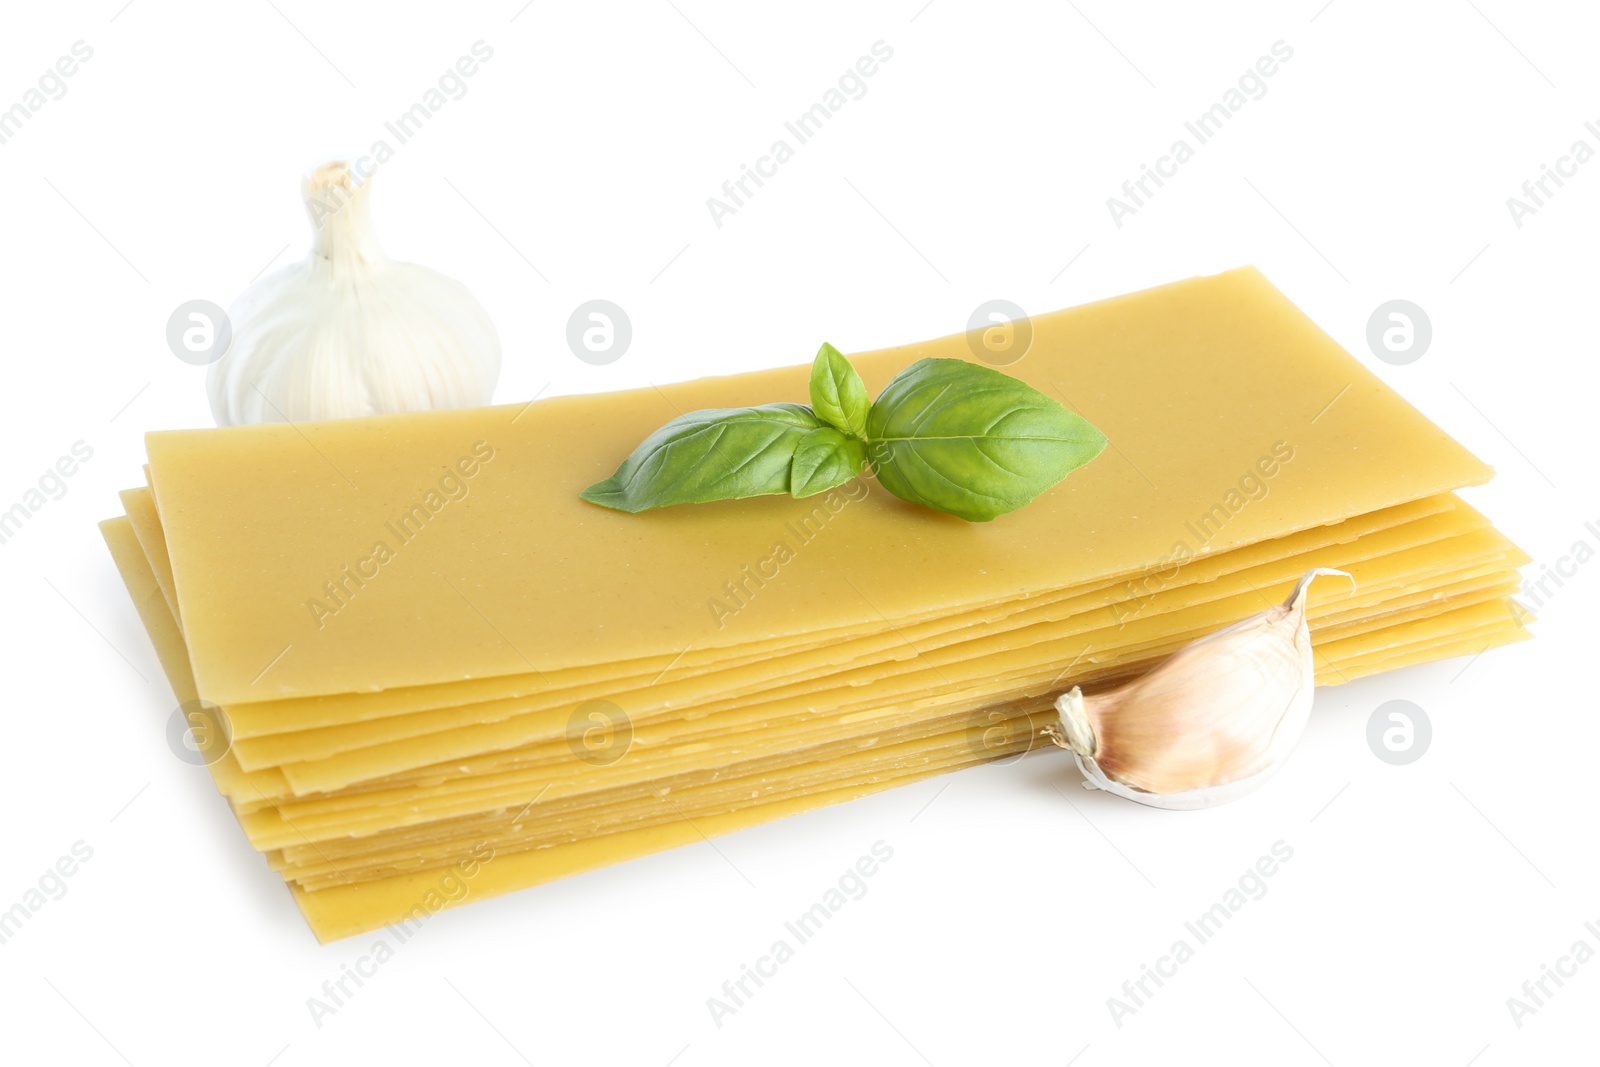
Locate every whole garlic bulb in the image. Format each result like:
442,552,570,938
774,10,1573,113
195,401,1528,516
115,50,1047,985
207,161,501,425
1050,568,1351,810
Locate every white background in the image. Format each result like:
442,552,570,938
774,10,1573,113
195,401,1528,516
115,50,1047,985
1,1,1595,1064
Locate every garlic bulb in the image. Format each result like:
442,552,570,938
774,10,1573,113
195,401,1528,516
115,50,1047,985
207,161,501,425
1049,568,1351,810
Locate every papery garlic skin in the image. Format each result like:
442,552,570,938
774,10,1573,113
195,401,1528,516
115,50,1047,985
1051,568,1350,810
207,161,501,426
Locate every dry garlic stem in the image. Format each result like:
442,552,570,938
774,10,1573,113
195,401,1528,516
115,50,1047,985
1050,567,1351,810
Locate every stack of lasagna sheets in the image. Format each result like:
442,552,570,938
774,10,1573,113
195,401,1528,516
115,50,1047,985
100,268,1530,941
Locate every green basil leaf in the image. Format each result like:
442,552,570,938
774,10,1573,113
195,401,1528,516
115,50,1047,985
808,342,871,437
864,358,1107,522
790,427,868,498
582,402,821,513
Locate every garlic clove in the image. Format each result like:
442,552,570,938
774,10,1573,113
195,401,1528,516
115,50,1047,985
206,161,501,426
1049,567,1351,810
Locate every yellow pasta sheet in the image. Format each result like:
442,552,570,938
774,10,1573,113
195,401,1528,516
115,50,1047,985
151,491,1460,736
144,267,1492,706
103,514,1528,941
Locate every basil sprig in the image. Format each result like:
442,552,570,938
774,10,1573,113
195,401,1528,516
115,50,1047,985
581,343,1107,521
